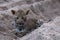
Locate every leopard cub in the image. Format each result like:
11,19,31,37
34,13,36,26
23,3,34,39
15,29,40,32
11,9,39,37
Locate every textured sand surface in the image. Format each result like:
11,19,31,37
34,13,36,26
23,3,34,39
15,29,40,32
0,0,60,40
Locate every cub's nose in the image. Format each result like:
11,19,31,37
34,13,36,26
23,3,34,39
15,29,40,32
15,21,24,31
18,22,24,25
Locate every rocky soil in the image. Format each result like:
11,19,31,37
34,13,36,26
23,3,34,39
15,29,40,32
0,0,60,40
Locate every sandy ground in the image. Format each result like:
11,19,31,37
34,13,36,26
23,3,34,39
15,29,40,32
0,0,60,40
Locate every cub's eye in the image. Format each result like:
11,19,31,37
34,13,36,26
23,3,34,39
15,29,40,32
22,17,26,21
16,17,19,19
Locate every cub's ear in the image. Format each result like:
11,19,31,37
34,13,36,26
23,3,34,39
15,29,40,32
11,10,16,15
26,10,30,15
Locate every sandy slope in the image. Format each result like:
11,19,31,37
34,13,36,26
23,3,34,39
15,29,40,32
0,0,60,40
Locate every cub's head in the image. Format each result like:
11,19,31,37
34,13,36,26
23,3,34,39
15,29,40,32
11,9,30,31
11,9,40,37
